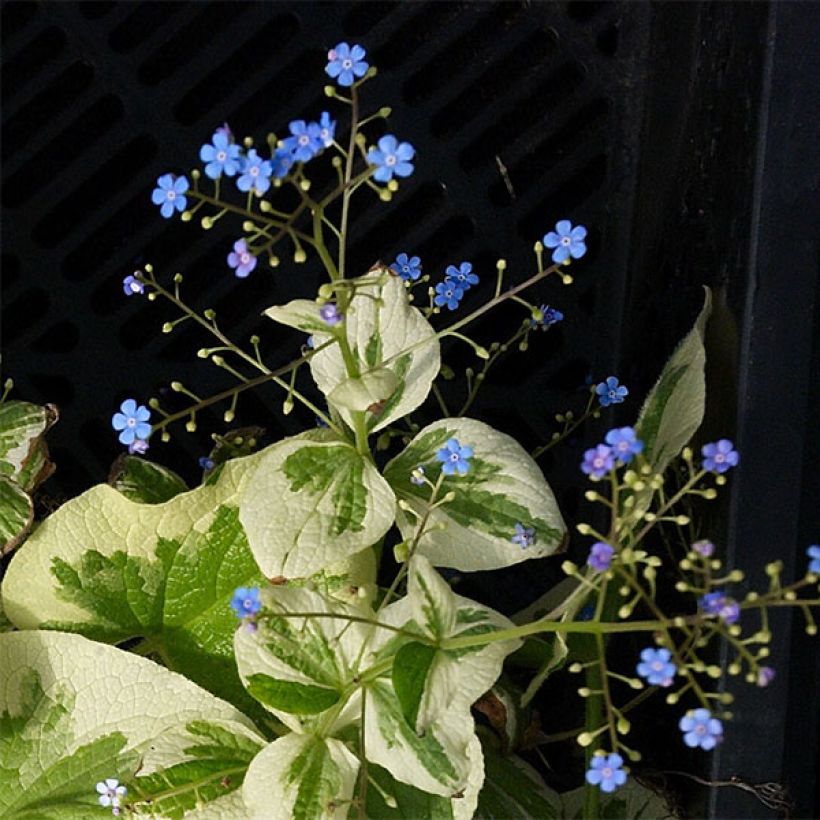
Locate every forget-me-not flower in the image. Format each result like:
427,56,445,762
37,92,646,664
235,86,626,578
367,135,415,183
596,376,628,407
122,274,144,296
700,590,740,624
701,439,739,474
320,304,343,326
511,523,536,549
326,42,369,87
543,219,587,264
228,238,257,278
679,708,723,750
271,148,296,180
636,647,677,687
151,173,188,218
585,752,627,793
237,148,273,195
199,130,242,179
434,281,464,311
445,262,479,291
96,778,127,815
605,426,644,464
390,253,422,282
581,444,614,480
112,399,151,446
587,541,614,572
231,586,262,620
282,120,323,163
317,111,336,147
436,438,473,476
531,304,563,330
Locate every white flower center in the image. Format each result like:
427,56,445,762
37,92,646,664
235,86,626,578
127,418,136,427
299,135,310,145
561,236,572,246
342,58,353,69
240,253,250,265
602,767,613,779
217,150,227,161
696,724,706,734
593,457,606,468
714,453,725,462
167,190,176,200
385,154,397,166
651,661,664,671
250,166,259,176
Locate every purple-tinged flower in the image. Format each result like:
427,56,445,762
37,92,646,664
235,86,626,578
128,439,149,456
543,220,587,264
390,253,422,282
436,438,473,477
271,148,295,180
596,376,628,407
317,111,336,147
367,135,415,183
585,752,627,794
282,120,323,163
231,586,262,620
434,281,464,311
636,647,677,687
199,130,242,179
325,42,369,87
445,262,479,291
679,708,723,751
511,523,536,549
604,426,644,464
700,590,740,625
215,122,233,140
228,238,257,278
199,456,215,471
530,304,564,331
122,274,144,296
701,439,739,474
112,399,151,446
757,666,776,687
587,541,614,572
410,465,426,486
320,303,343,326
96,779,127,815
692,539,715,557
237,148,272,195
806,545,820,575
151,173,189,219
581,444,615,480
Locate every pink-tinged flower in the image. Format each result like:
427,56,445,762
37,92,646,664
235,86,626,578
227,239,257,278
581,444,614,480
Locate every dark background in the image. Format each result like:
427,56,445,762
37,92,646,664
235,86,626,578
2,1,818,817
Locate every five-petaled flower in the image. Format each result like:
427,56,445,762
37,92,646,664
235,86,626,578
271,148,296,180
199,130,242,179
111,399,151,446
96,779,127,815
581,444,614,480
807,545,820,575
231,586,262,620
325,42,369,87
596,376,628,407
531,304,563,331
587,541,614,572
701,439,739,473
436,438,473,476
151,173,189,219
434,281,464,311
585,752,627,794
636,647,677,687
282,120,323,163
543,220,587,264
237,148,273,195
320,303,343,326
228,238,257,278
445,262,479,291
511,523,536,549
700,590,740,625
367,135,415,183
390,253,422,282
317,111,336,147
122,274,144,296
679,708,723,750
604,426,644,464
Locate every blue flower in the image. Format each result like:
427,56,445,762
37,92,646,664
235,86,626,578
96,779,127,814
228,238,257,278
199,456,215,471
543,219,587,264
325,42,369,87
585,752,627,794
808,545,820,575
701,439,739,473
436,438,473,476
700,590,740,624
199,130,242,179
231,586,262,619
112,399,151,446
367,135,415,183
282,120,323,163
390,253,422,282
237,148,272,195
122,274,144,296
636,647,677,687
320,304,343,326
445,262,479,291
604,426,644,464
581,444,614,480
434,281,464,311
271,148,296,180
596,376,629,407
511,523,536,549
530,304,563,331
317,112,336,148
151,173,189,218
587,541,614,572
679,708,723,750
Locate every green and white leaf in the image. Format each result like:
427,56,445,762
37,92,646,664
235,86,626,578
384,419,566,571
239,430,395,579
265,299,333,334
243,734,359,820
308,270,441,433
0,474,33,555
560,779,676,819
109,454,188,504
0,399,56,483
329,368,400,413
0,630,264,819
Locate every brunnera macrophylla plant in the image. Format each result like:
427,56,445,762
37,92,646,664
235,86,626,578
1,40,818,820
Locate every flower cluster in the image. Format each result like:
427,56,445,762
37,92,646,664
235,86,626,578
433,261,479,311
581,425,643,480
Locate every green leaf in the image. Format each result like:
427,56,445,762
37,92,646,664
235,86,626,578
392,642,437,729
559,780,676,819
108,454,188,503
0,475,33,555
240,431,395,579
264,299,333,334
328,368,400,413
0,399,56,483
384,419,566,571
0,630,264,818
246,674,341,715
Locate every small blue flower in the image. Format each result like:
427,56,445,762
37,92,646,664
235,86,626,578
585,752,627,794
325,42,369,87
410,465,426,486
701,439,739,473
282,120,323,163
271,148,296,180
128,439,149,456
604,426,644,464
317,111,336,148
367,135,415,183
320,304,343,326
228,238,257,278
679,708,723,751
436,438,473,477
445,262,479,291
390,253,422,282
596,376,629,407
199,456,215,471
96,778,127,814
231,586,262,619
636,647,677,687
807,545,820,575
122,274,144,296
530,304,563,331
587,541,614,572
700,590,740,625
511,523,536,549
151,173,189,218
543,219,587,264
581,444,614,480
237,148,273,195
112,399,151,446
199,130,242,179
434,281,464,311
